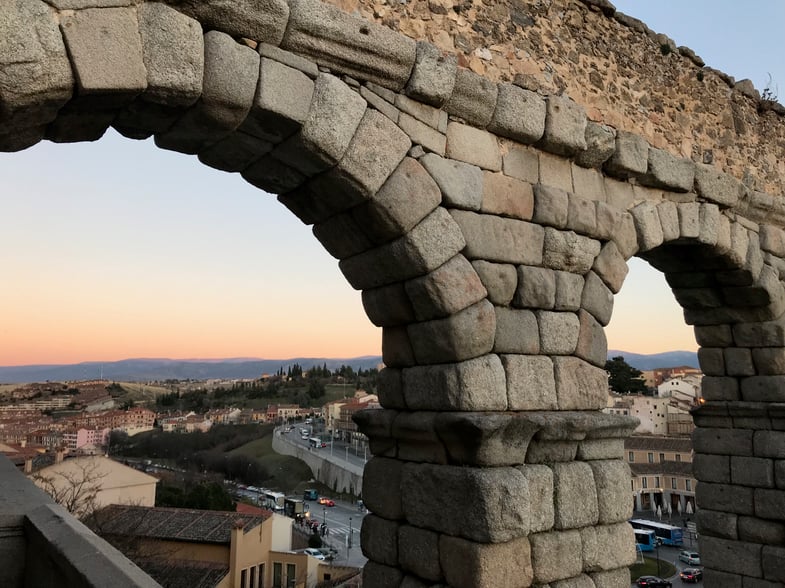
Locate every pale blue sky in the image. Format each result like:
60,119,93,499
0,1,783,365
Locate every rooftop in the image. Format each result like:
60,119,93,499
625,435,693,452
93,504,271,544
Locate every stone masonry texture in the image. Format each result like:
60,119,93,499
4,1,785,587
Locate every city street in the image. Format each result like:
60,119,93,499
633,544,703,586
274,424,368,567
303,498,367,568
283,423,370,470
631,511,702,586
233,482,368,567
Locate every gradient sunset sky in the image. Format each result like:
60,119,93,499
0,1,783,366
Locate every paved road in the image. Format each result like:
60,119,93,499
272,426,369,567
308,499,367,567
631,515,703,586
283,425,369,470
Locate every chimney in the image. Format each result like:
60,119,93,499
20,439,26,448
24,458,32,474
55,447,65,464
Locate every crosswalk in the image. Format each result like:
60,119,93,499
328,524,354,544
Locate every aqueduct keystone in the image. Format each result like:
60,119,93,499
3,0,785,586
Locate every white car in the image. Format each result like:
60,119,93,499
679,550,701,565
304,548,326,560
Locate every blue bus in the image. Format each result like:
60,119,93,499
634,528,658,552
629,518,683,546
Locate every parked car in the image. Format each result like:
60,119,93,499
636,576,672,588
318,497,335,507
303,548,326,560
679,550,701,565
680,568,703,583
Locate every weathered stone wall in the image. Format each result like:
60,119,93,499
3,1,785,587
323,0,785,195
272,431,364,495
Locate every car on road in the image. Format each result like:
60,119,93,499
317,497,335,507
303,548,326,560
679,551,701,565
680,568,703,583
636,576,672,588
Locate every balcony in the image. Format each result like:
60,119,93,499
0,455,159,587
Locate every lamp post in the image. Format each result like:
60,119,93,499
349,517,353,549
323,507,326,526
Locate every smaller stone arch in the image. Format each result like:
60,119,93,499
4,0,785,586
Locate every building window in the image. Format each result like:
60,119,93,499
642,477,648,489
629,451,634,462
250,566,256,588
648,452,654,463
259,564,265,588
686,479,692,491
659,453,665,462
655,476,660,488
273,563,282,588
676,454,682,462
241,569,248,588
286,563,296,588
672,477,678,489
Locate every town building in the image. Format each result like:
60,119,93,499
91,505,355,588
266,404,303,424
28,454,158,518
626,435,697,516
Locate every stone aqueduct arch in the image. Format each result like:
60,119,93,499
3,0,785,586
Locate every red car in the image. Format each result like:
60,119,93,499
680,568,703,583
317,497,335,507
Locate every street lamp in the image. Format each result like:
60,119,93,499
348,517,353,549
323,507,326,526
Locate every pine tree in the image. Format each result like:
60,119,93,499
605,356,648,394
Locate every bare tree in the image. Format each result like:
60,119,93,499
31,459,107,520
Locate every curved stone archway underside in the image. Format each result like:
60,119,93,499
3,1,785,586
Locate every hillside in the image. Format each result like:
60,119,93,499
0,356,384,383
0,351,700,383
606,350,698,371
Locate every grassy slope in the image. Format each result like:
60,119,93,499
230,429,313,492
630,556,677,580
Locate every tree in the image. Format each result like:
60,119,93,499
31,459,107,520
307,379,326,400
156,481,234,511
605,356,648,394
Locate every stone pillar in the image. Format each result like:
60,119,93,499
356,406,638,586
692,316,785,585
692,401,785,585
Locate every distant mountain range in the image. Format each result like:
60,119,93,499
0,350,698,384
0,356,385,384
606,350,698,371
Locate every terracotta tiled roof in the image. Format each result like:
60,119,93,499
94,504,271,544
236,502,273,516
625,435,693,452
137,559,229,588
630,461,694,477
